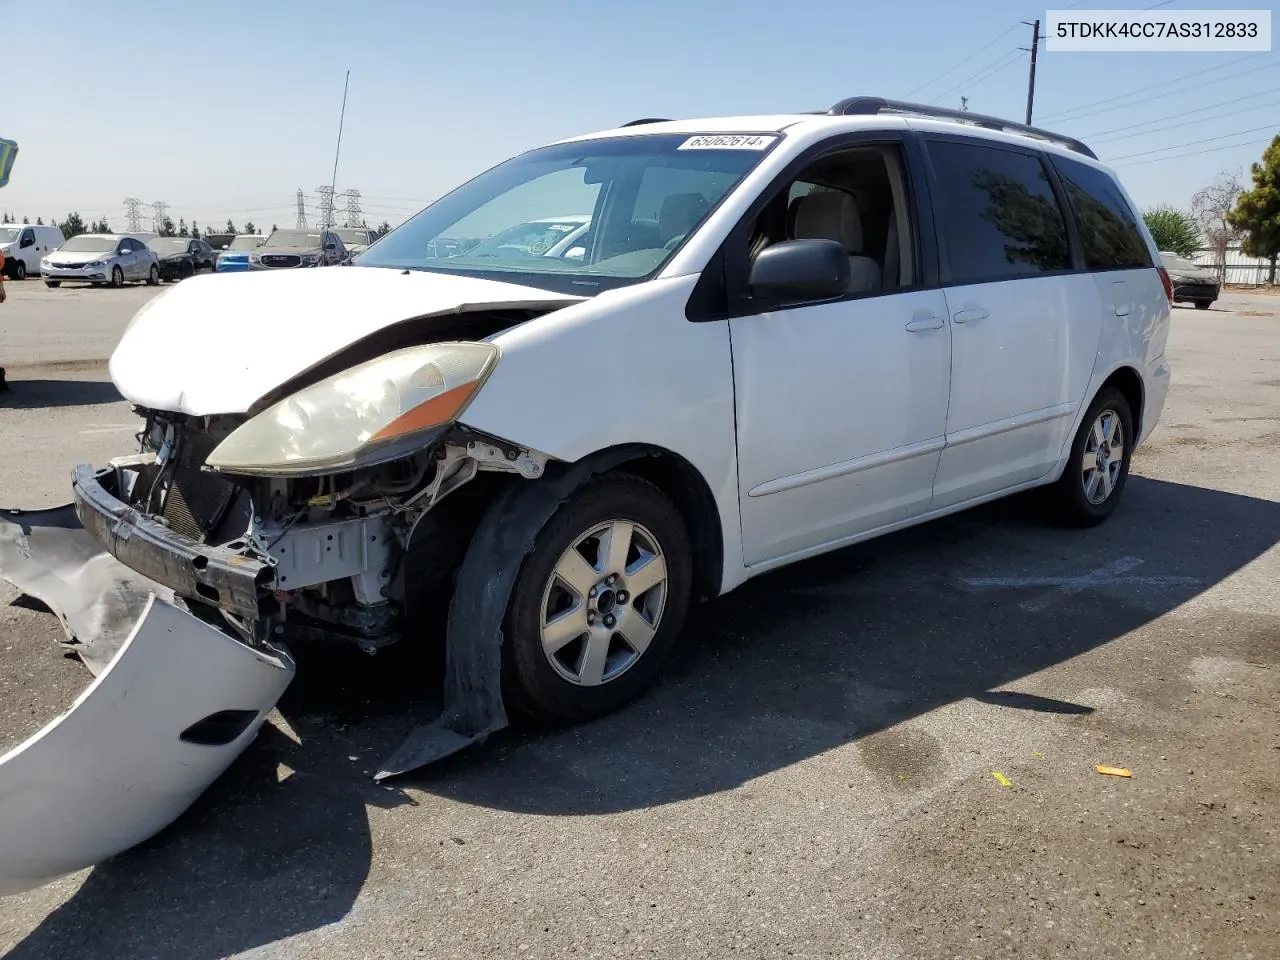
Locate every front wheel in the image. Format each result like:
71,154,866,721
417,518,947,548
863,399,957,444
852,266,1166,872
146,264,159,285
13,261,26,281
44,280,61,288
1195,301,1211,310
1043,387,1134,527
109,266,124,288
500,473,693,724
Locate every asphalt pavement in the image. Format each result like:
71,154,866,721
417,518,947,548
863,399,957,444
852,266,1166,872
1,279,1277,959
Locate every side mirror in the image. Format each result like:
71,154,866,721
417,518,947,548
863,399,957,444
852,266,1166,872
748,239,851,303
324,242,336,251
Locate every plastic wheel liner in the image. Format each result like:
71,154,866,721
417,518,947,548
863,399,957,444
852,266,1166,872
0,507,294,897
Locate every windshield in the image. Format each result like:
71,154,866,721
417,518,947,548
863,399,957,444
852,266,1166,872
0,227,20,243
355,132,780,294
59,234,117,253
264,230,323,249
1160,253,1199,272
228,235,264,250
335,228,372,245
147,238,189,255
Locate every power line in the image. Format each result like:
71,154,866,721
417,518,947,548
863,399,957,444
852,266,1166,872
315,185,336,228
1080,87,1280,140
343,189,362,227
902,23,1021,99
122,198,144,233
1110,136,1273,168
929,48,1025,105
151,200,169,233
1089,98,1280,145
295,189,308,229
1038,52,1272,122
1101,123,1278,162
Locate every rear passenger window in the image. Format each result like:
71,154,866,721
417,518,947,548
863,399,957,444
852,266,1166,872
927,140,1072,283
1051,155,1152,270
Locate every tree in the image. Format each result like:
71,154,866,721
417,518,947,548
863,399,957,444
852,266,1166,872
243,220,257,234
58,212,87,239
376,219,391,236
1143,206,1200,258
191,220,201,239
271,223,278,233
159,216,176,237
89,218,112,234
1226,133,1280,285
21,216,28,224
0,213,8,223
178,218,189,238
224,218,238,234
1191,170,1244,283
35,217,43,226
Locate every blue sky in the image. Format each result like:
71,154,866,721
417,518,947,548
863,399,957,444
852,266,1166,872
1,0,1275,232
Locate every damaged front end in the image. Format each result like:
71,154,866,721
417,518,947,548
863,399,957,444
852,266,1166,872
1,339,558,895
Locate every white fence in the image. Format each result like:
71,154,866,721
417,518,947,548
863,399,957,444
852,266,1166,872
1190,245,1276,286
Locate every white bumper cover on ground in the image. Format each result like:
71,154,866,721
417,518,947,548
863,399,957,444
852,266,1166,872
0,595,294,896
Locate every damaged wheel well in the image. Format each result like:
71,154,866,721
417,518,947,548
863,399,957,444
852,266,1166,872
585,445,724,603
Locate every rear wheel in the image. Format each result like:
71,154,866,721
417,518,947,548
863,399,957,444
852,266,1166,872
500,473,693,724
1195,301,1210,310
1043,387,1134,527
109,266,124,288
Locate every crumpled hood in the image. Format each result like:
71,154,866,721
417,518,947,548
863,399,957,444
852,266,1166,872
109,266,582,416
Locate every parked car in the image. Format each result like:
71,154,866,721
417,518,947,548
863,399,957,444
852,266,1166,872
247,228,346,270
214,233,266,272
334,226,379,256
147,236,217,281
40,233,159,287
0,96,1173,895
1158,251,1220,310
0,224,65,280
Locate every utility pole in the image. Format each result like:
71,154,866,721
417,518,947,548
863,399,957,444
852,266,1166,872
343,189,362,228
295,189,308,229
1022,18,1040,125
315,185,335,230
151,200,169,235
123,198,144,233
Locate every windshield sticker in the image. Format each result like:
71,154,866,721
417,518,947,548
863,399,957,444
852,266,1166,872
678,134,777,151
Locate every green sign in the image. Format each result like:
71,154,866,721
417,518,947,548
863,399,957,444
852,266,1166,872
0,138,16,188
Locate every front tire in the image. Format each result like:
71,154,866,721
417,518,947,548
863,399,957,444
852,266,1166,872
146,264,159,285
44,280,60,288
1044,387,1134,527
13,261,26,281
1195,301,1210,310
501,473,693,724
109,266,124,288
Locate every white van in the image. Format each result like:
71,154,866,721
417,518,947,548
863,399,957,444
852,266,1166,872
0,97,1173,894
0,223,65,279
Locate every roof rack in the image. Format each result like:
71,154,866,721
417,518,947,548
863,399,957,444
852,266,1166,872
622,117,671,127
826,96,1097,159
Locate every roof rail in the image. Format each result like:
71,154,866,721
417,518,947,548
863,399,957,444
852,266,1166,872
622,117,671,127
826,96,1097,159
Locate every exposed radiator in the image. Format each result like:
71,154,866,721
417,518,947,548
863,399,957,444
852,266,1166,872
161,429,236,542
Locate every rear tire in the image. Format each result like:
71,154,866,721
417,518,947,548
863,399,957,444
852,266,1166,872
500,473,693,724
1195,301,1210,310
1043,387,1134,528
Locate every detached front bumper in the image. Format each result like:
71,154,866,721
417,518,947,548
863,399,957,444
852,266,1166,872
0,594,294,896
72,463,273,619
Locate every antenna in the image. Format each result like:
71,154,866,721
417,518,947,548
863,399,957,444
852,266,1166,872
326,71,350,229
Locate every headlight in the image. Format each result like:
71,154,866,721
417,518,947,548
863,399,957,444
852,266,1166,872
205,342,501,476
249,253,261,263
85,260,105,267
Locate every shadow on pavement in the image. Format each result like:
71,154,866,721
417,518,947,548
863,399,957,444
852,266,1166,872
8,476,1279,958
0,379,123,409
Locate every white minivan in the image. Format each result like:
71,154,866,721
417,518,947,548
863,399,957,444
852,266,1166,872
0,97,1173,894
0,223,65,279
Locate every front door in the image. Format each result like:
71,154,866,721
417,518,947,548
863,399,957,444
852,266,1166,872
921,137,1098,508
728,139,953,566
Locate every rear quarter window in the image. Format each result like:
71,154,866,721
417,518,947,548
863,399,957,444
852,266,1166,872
1050,155,1152,270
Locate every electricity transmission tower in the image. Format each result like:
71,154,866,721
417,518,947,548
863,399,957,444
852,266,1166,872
123,198,145,233
151,201,169,234
295,189,308,229
315,185,336,229
343,189,362,227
